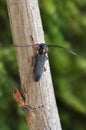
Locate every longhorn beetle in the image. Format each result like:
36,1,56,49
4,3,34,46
14,43,76,81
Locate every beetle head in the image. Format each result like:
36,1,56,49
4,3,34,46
39,43,48,54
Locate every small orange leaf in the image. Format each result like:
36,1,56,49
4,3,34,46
13,88,25,107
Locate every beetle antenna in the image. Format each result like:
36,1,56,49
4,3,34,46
14,44,39,47
47,44,77,55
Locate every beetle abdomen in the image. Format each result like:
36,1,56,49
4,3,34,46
34,54,46,81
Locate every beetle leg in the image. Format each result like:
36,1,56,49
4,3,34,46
32,45,39,51
32,54,37,67
43,66,47,71
46,55,48,60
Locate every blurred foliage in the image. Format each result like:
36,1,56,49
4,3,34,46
0,0,86,130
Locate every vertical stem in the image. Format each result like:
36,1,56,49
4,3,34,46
6,0,62,130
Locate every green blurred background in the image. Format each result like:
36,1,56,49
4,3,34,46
0,0,86,130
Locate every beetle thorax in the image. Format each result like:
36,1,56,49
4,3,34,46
38,44,47,54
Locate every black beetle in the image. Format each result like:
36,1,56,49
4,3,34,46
14,43,76,81
34,43,48,81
